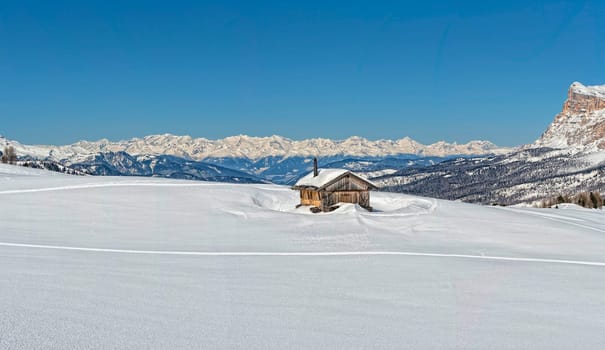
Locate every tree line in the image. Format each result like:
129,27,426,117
541,192,604,209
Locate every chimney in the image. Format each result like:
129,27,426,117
313,157,318,177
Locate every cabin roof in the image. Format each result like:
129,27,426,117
293,168,377,190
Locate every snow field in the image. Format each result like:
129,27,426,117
1,164,605,349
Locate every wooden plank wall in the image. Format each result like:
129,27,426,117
323,175,371,192
323,190,370,208
300,189,322,207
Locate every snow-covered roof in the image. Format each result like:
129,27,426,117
293,168,376,189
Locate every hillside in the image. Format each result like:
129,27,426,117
1,164,605,349
379,82,605,205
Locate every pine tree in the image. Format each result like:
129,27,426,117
577,193,587,208
593,192,603,209
590,192,598,209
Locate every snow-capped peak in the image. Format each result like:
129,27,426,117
1,134,511,162
570,81,605,99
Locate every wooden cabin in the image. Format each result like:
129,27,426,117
292,158,377,212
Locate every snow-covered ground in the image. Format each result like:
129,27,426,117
1,164,605,349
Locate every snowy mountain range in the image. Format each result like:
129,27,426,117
378,82,605,205
1,134,509,161
0,134,509,184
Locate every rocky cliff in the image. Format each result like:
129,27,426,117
536,82,605,150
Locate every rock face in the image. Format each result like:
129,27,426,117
563,82,605,114
536,82,605,150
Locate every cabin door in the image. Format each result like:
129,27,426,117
340,193,352,203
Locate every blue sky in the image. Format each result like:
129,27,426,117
1,0,603,146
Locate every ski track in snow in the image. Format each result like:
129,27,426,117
1,242,604,267
0,182,218,195
494,206,605,233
